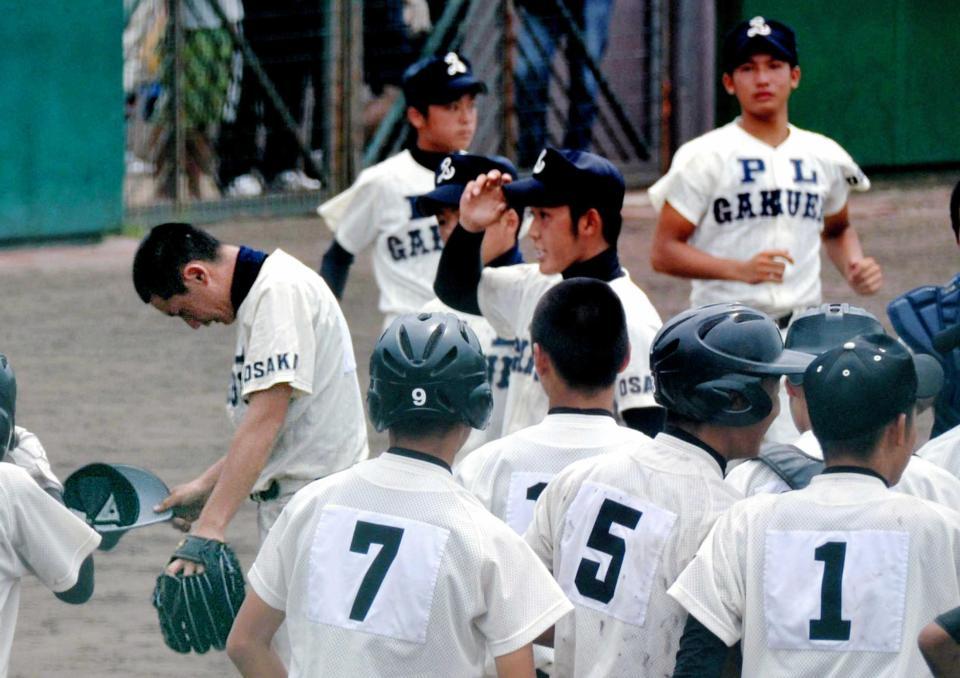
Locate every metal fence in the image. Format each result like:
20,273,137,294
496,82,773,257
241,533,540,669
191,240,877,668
123,0,665,225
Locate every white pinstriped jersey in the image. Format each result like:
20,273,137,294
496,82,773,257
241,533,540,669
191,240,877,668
228,250,368,494
669,472,960,677
918,423,960,481
728,430,960,508
249,452,572,677
523,432,741,677
648,119,870,318
477,264,662,435
318,150,442,329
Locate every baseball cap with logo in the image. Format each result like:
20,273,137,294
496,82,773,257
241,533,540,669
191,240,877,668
805,333,943,442
721,16,798,73
402,51,487,109
502,147,625,215
414,153,517,217
64,463,173,551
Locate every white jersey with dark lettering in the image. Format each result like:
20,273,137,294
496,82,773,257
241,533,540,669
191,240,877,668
918,423,960,481
248,451,573,677
647,119,870,318
318,150,441,329
478,264,662,435
728,430,960,509
229,249,368,494
669,471,960,677
420,297,516,460
523,431,741,677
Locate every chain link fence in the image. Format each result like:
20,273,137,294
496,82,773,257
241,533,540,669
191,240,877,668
123,0,665,225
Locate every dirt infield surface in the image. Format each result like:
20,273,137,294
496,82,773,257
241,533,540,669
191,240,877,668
1,174,957,676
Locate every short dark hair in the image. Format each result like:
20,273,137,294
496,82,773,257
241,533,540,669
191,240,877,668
820,407,915,462
132,223,220,302
530,278,628,390
569,203,622,246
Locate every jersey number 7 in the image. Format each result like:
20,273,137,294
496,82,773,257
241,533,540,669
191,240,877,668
349,521,404,621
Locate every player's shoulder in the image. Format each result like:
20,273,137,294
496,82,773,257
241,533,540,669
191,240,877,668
610,272,663,324
671,122,744,162
481,261,545,286
361,149,419,180
918,425,960,474
787,125,857,161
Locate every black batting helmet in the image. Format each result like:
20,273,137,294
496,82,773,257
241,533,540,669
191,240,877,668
0,355,15,455
367,313,493,432
651,303,813,426
784,303,883,384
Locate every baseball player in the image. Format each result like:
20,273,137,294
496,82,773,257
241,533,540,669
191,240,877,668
919,607,960,677
318,51,487,330
435,147,665,437
669,333,960,677
726,303,960,507
0,353,100,675
226,313,572,677
132,223,369,571
648,16,882,444
918,424,960,480
522,303,811,676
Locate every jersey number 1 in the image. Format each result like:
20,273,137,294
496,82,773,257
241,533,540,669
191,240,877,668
575,499,642,604
809,541,851,641
349,521,404,621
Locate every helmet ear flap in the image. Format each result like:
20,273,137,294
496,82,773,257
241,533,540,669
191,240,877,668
692,375,773,427
464,383,493,430
366,387,386,432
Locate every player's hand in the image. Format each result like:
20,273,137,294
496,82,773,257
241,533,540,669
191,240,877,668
459,170,512,233
846,257,883,295
480,207,521,264
155,477,211,533
739,249,793,284
165,523,225,576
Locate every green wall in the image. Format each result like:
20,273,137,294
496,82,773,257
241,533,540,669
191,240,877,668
0,2,124,242
718,1,960,167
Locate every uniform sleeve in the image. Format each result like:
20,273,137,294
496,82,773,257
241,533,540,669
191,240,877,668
453,446,497,512
667,506,747,647
5,466,100,592
522,472,566,572
614,292,662,413
646,142,719,225
7,427,63,493
476,524,573,658
247,499,297,611
317,169,384,255
241,283,317,399
477,265,554,339
820,140,870,217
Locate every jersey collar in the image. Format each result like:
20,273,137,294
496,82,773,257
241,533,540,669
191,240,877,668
821,465,890,487
561,247,624,282
383,446,452,474
660,425,727,474
230,246,269,313
547,406,616,419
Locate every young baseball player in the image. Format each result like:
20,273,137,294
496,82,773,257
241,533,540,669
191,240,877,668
318,51,486,329
132,223,369,573
226,313,572,677
669,333,960,677
522,303,812,677
726,303,960,506
919,607,960,677
416,152,523,458
0,353,100,674
434,147,665,437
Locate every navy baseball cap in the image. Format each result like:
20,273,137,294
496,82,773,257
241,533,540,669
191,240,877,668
805,333,943,442
414,153,518,217
721,16,798,73
402,51,487,108
64,463,173,551
502,147,625,213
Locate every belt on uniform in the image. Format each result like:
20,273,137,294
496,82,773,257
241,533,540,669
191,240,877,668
775,312,793,330
249,479,280,502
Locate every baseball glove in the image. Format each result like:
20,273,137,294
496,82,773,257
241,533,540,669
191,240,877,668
152,535,246,654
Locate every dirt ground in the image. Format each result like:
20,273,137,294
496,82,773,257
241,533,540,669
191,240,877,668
1,173,957,676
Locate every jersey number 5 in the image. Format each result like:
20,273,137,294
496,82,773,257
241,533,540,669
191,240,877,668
349,521,404,621
574,498,642,603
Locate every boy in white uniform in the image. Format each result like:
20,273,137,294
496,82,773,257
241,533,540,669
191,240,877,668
0,354,101,675
727,303,960,507
523,303,812,677
226,313,572,677
669,333,960,677
133,223,368,575
318,52,487,329
435,147,664,437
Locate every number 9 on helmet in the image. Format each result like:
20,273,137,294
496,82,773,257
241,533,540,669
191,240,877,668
367,313,493,432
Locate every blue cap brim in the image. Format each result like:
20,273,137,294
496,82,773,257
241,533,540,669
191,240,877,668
502,178,567,210
431,76,487,105
414,184,464,217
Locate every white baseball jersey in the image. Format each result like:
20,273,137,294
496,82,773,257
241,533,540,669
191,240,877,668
5,427,63,494
478,263,662,435
228,249,368,495
0,464,100,676
248,450,573,677
669,471,960,677
420,298,516,460
727,429,960,508
523,431,741,677
318,150,441,328
648,119,870,318
918,422,960,480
